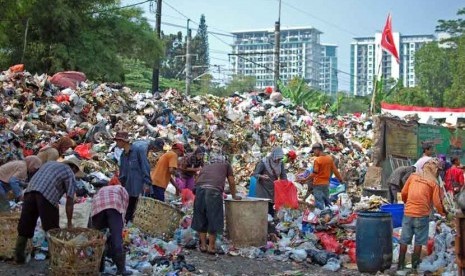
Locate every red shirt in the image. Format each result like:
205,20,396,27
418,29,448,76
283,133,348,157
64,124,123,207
444,166,464,193
91,185,129,217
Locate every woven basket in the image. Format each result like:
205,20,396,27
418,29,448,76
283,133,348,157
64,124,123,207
133,196,184,238
0,211,32,259
47,228,106,276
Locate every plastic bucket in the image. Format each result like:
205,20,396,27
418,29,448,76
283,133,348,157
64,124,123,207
380,204,404,228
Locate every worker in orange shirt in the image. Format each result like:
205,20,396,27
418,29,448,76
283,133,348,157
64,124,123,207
297,143,343,209
150,143,184,202
398,158,447,271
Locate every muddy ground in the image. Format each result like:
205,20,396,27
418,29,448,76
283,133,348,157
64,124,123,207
0,248,369,276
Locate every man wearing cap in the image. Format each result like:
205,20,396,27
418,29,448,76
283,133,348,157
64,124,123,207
14,156,84,264
150,143,184,201
398,158,447,271
115,131,151,223
297,143,343,209
414,142,433,173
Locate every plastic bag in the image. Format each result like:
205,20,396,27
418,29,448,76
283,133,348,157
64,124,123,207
248,176,257,197
315,232,343,254
9,64,25,73
342,240,356,263
181,189,195,207
290,249,307,262
306,249,338,266
323,257,341,271
109,172,120,185
74,143,92,159
274,179,299,210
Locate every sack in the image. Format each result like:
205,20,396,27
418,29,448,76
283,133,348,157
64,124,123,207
274,179,299,210
248,176,257,197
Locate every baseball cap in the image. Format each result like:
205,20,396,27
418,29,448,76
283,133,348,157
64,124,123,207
310,143,323,153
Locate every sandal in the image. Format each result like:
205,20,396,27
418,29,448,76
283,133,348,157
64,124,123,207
199,246,208,253
207,249,225,255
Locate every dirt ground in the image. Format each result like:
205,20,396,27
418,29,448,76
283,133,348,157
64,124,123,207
0,249,366,276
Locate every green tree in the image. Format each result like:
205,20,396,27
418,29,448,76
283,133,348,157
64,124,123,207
444,35,465,107
414,43,452,107
225,74,256,94
436,7,465,44
0,0,162,82
279,77,330,112
160,31,186,79
385,86,432,106
191,14,209,78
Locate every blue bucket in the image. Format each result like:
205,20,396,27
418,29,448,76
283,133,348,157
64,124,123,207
380,204,404,228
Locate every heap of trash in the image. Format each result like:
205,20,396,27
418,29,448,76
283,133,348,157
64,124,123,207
0,66,459,275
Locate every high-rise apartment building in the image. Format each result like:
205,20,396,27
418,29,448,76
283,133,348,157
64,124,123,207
350,33,435,96
231,26,323,90
320,44,338,95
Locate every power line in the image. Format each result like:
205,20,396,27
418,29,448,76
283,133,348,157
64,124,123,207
88,0,152,14
280,0,359,37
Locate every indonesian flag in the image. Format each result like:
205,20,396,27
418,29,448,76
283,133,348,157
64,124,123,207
381,14,399,63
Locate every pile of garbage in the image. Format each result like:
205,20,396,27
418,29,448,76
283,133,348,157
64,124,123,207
1,67,459,275
0,67,372,195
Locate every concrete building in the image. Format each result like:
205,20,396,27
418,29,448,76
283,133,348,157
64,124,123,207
320,44,338,95
231,26,323,90
350,33,435,96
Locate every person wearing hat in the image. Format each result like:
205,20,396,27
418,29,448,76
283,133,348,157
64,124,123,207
398,158,447,271
133,138,166,168
176,146,206,192
297,143,343,210
114,131,151,223
37,136,76,164
150,143,184,202
414,142,433,173
0,156,42,211
14,156,84,264
90,185,132,275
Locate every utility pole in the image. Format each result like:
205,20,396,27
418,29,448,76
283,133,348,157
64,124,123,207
152,0,162,93
274,0,282,92
186,19,192,96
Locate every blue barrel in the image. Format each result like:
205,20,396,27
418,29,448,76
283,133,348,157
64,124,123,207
380,204,404,228
356,211,393,273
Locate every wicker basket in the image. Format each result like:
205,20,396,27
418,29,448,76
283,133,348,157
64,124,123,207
0,211,32,259
133,196,184,238
47,228,106,276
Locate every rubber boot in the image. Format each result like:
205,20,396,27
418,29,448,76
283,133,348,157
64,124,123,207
397,244,407,271
14,236,28,264
115,253,132,276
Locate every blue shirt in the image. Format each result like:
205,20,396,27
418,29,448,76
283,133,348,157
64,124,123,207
118,143,151,197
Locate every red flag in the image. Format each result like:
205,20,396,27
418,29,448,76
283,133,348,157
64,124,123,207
381,14,399,63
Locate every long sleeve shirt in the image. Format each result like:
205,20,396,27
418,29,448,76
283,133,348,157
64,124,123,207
119,143,151,197
401,173,446,217
444,166,464,193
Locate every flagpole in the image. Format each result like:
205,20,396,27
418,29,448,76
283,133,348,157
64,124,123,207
370,44,383,115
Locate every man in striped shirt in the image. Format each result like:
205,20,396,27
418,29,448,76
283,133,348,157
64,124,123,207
14,156,84,264
90,185,131,275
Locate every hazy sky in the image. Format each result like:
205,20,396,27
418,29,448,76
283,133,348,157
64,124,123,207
123,0,464,91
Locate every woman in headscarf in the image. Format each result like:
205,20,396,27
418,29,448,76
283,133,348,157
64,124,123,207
0,155,42,211
253,147,287,217
37,136,76,164
176,146,206,192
